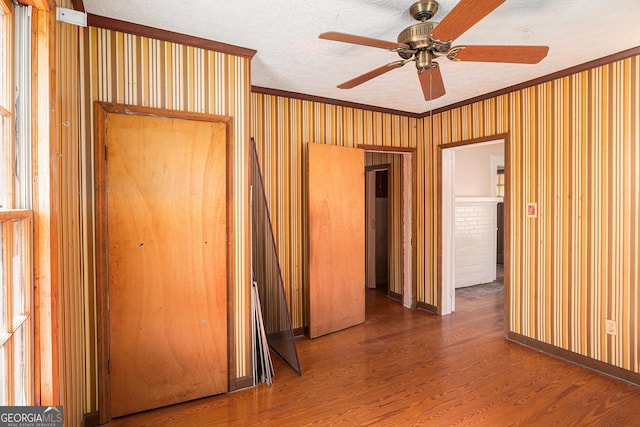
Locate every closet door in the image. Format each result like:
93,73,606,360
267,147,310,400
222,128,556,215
104,111,228,417
308,143,365,338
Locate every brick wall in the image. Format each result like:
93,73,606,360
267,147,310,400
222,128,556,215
455,199,498,288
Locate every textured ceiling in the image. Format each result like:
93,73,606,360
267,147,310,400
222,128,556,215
82,0,640,114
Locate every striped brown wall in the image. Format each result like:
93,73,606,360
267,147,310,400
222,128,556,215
86,26,252,393
251,94,420,328
57,17,83,422
56,11,91,426
54,16,252,421
251,54,639,376
423,55,640,374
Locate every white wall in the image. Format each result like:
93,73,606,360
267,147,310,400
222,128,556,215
455,199,498,288
455,143,504,197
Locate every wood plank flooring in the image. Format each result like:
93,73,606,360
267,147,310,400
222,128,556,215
108,288,640,426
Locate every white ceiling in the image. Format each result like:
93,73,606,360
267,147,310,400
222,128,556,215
82,0,640,114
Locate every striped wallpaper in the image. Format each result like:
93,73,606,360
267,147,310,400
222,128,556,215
56,18,88,423
251,95,421,328
423,56,640,373
53,18,253,421
252,54,640,375
86,26,252,393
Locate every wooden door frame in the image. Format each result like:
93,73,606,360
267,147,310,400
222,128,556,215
436,133,510,336
360,145,417,310
94,102,235,424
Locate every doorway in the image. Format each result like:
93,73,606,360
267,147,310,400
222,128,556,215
363,148,416,309
439,137,508,316
308,145,417,338
366,167,390,293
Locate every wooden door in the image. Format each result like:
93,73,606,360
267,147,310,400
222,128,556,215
308,143,365,338
105,112,228,417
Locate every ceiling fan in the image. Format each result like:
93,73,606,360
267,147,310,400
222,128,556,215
319,0,549,101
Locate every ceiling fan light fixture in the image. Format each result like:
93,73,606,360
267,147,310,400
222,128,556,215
416,50,432,71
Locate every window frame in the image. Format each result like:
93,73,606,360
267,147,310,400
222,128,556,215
0,0,14,210
496,167,505,198
0,0,34,406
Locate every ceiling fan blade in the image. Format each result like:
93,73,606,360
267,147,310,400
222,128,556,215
320,31,406,50
338,61,405,89
430,0,506,42
452,45,549,64
419,64,446,101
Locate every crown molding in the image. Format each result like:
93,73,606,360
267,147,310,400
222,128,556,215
87,14,257,59
71,0,84,12
251,86,422,119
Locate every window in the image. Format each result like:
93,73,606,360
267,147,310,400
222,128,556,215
496,167,505,198
0,0,34,406
0,0,10,208
0,211,32,405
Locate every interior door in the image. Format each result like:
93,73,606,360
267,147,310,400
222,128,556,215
105,112,228,417
308,143,365,338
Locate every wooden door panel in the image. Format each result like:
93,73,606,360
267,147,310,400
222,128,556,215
308,143,365,338
106,113,228,417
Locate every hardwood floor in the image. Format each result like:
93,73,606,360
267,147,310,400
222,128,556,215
108,288,640,426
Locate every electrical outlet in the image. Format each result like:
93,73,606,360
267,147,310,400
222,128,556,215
606,319,617,335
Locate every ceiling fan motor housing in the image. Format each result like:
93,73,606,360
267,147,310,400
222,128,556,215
397,21,437,50
399,0,450,63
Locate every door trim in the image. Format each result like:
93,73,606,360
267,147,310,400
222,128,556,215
437,133,510,333
94,102,235,424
